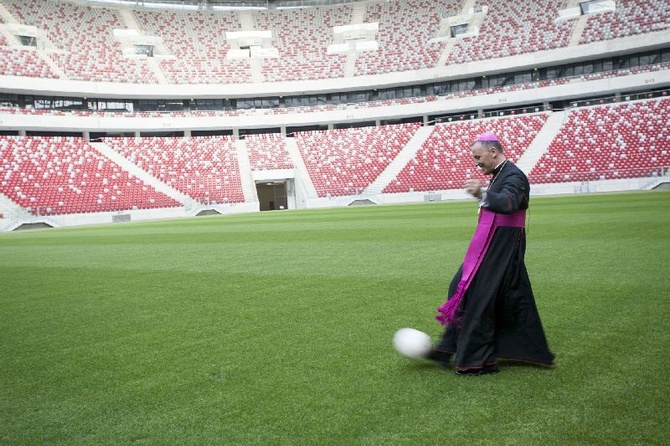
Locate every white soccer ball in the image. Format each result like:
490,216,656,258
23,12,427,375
393,328,432,359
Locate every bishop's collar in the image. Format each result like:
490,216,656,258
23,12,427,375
491,159,508,177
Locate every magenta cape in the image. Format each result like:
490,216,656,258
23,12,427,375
436,208,526,326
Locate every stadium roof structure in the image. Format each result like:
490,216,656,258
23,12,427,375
87,0,362,10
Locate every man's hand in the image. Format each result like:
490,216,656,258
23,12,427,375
463,179,483,199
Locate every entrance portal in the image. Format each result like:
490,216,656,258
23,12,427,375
256,181,288,211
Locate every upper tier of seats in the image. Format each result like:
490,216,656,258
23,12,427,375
3,0,158,83
580,0,669,44
354,0,458,75
0,0,666,84
254,5,350,82
447,0,574,65
134,8,251,84
0,46,60,78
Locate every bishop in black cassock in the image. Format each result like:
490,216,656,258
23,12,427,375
429,132,554,376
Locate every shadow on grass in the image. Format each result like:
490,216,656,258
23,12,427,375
398,358,556,376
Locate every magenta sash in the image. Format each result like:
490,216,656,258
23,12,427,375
436,208,526,326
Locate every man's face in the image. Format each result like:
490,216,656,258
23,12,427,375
471,142,499,175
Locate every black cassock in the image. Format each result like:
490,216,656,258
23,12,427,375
435,161,554,369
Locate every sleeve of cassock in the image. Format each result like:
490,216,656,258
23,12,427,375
481,170,528,214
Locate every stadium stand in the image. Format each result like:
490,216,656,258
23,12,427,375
253,6,350,82
1,97,669,218
355,0,457,76
0,136,181,215
133,8,251,84
103,136,245,205
580,0,670,44
447,0,574,65
0,47,60,78
529,97,670,183
295,122,421,197
245,133,295,171
2,0,158,83
1,0,666,83
0,0,668,228
1,60,668,120
383,114,549,193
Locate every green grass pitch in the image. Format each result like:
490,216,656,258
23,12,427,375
1,190,668,445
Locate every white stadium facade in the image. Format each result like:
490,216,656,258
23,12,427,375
0,0,668,230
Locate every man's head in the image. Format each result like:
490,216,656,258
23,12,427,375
471,133,505,175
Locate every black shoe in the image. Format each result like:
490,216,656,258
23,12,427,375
454,363,499,376
426,348,451,368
